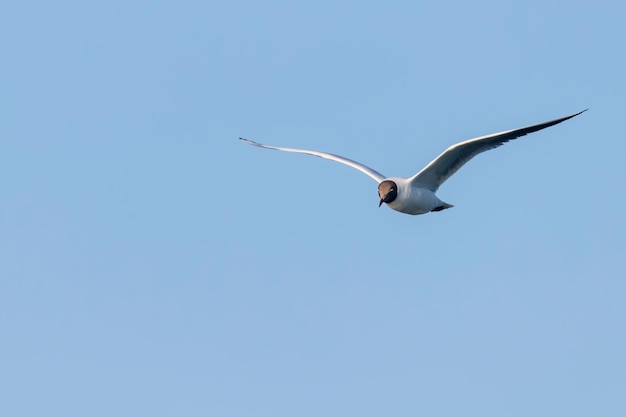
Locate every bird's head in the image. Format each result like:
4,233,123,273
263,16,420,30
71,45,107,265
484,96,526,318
378,180,398,207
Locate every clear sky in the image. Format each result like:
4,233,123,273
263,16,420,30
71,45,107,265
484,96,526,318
2,1,625,416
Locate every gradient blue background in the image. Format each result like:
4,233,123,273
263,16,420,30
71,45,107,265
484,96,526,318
2,1,624,416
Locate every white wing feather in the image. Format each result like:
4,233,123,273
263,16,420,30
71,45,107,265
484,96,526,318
240,138,386,183
410,110,587,191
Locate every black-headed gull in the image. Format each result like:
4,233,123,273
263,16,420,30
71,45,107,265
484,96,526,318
241,110,586,215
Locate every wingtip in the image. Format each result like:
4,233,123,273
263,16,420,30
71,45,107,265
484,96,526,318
564,109,588,121
239,137,257,146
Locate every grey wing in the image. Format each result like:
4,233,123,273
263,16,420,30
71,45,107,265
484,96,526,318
409,110,587,191
240,138,386,183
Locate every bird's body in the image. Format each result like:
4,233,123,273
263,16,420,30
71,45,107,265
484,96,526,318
241,110,586,215
382,177,452,215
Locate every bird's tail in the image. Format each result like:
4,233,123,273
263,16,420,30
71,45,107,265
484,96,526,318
431,202,454,212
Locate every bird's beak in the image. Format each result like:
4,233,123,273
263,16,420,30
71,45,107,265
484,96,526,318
379,198,384,208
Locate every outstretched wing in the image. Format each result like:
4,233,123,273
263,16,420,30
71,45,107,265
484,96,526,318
410,110,587,191
240,138,386,183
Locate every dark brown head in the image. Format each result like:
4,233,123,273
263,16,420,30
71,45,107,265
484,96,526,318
378,180,398,207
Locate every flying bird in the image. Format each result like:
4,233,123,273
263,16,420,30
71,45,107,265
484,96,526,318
240,110,586,215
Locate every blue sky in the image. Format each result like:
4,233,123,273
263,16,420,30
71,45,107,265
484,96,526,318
2,1,625,416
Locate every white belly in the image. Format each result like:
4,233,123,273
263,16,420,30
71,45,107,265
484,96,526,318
387,185,442,215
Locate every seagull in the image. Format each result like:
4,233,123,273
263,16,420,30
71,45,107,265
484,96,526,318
240,110,586,215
